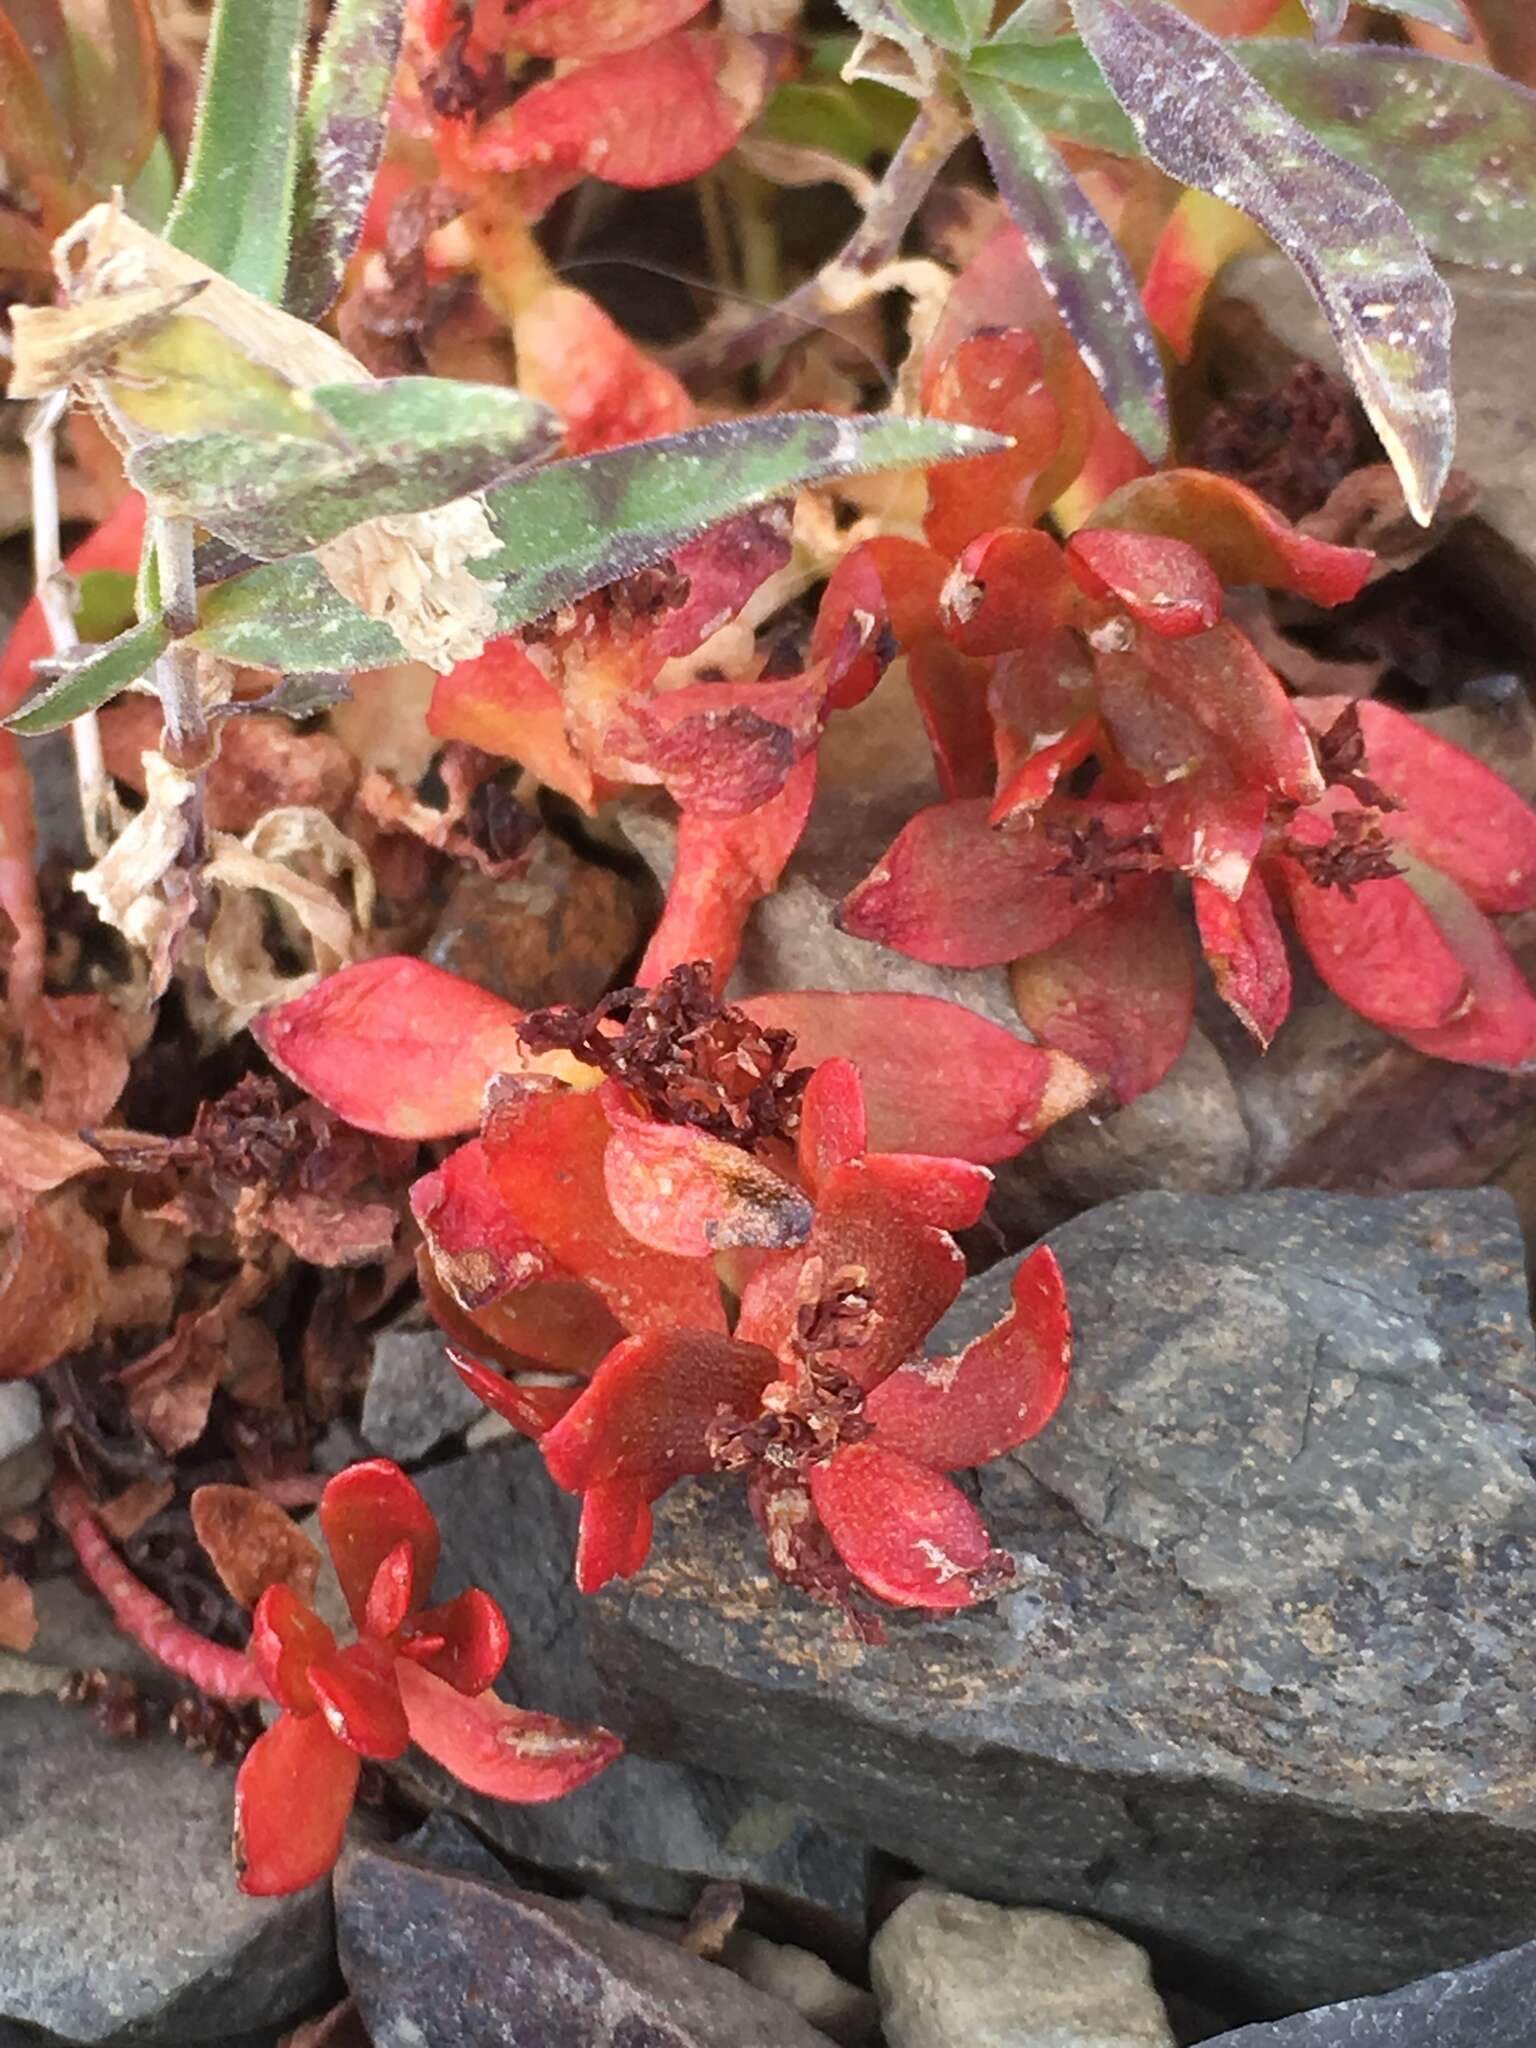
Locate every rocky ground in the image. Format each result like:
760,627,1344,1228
5,269,1536,2045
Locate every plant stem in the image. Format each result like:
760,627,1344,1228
151,515,212,774
51,1477,270,1703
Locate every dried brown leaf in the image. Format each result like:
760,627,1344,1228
0,1570,38,1653
190,1483,322,1610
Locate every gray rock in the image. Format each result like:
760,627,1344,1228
402,1440,868,1926
0,1381,51,1515
336,1839,835,2048
590,1191,1536,2015
1208,1938,1536,2046
359,1325,484,1463
0,1697,334,2043
871,1892,1175,2048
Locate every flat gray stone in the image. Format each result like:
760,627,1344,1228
871,1892,1175,2048
359,1325,484,1463
1208,1938,1536,2045
336,1839,834,2048
0,1697,334,2043
0,1381,51,1515
403,1440,868,1926
590,1191,1536,2016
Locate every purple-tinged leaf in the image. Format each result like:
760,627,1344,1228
286,0,407,322
1240,41,1536,276
966,73,1168,461
1071,0,1456,524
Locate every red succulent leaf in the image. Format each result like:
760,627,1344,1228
796,1058,867,1197
1065,529,1223,639
449,1348,583,1438
428,638,601,814
1296,698,1536,914
249,1583,337,1714
321,1459,441,1633
1100,624,1323,804
860,1152,993,1230
1392,869,1536,1071
809,1442,1003,1611
423,1251,625,1380
865,1243,1071,1469
412,1139,559,1313
0,493,146,719
939,528,1079,659
1194,872,1293,1049
1270,824,1469,1033
477,0,709,59
1010,873,1196,1105
479,1081,728,1336
575,1476,654,1591
363,1541,416,1641
923,329,1083,558
639,754,816,991
735,1163,965,1389
1086,471,1373,608
739,990,1097,1164
308,1640,410,1760
838,797,1096,970
907,640,997,801
234,1711,360,1897
254,959,535,1140
395,1658,622,1800
991,710,1103,829
511,283,696,457
1153,780,1268,899
619,668,830,817
601,1090,812,1257
399,1588,510,1696
541,1329,781,1495
466,31,772,195
811,539,949,710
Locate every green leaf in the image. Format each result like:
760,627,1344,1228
1240,41,1536,277
128,376,558,561
965,74,1167,460
759,77,914,163
124,130,176,229
1070,0,1455,524
1372,0,1473,33
478,413,1003,630
67,0,160,191
964,36,1138,151
286,0,407,322
73,569,139,644
5,616,168,735
888,0,993,52
163,0,307,302
191,555,407,673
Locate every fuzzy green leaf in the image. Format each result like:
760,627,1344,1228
128,377,559,561
1239,42,1536,277
966,73,1166,460
1071,0,1455,523
286,0,407,322
164,0,307,302
479,413,1003,630
888,0,993,52
4,616,169,735
964,35,1138,150
190,555,406,673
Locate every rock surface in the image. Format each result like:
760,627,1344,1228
871,1891,1175,2048
0,1697,334,2043
591,1191,1536,2016
359,1324,484,1463
1207,1937,1536,2045
336,1839,835,2048
0,1380,51,1514
402,1440,869,1927
723,1930,879,2047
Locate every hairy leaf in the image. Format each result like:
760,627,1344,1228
3,616,168,735
1070,0,1456,521
164,0,307,302
191,554,407,673
965,33,1139,149
967,73,1167,460
890,0,993,51
286,0,407,321
480,413,999,629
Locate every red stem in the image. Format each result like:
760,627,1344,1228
51,1477,271,1703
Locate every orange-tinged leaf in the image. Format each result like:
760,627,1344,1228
923,329,1075,558
866,1243,1071,1470
809,1442,997,1610
601,1094,811,1258
621,668,830,817
1010,874,1195,1104
740,990,1096,1163
428,639,599,813
939,528,1079,658
71,0,161,192
906,640,996,802
396,1658,622,1801
860,1152,993,1231
796,1058,867,1197
0,7,72,209
1066,529,1223,639
1143,187,1263,361
254,958,535,1140
1194,871,1292,1048
811,539,949,711
0,1107,101,1205
235,1712,360,1896
0,1194,104,1381
321,1459,441,1633
510,282,696,456
449,1348,583,1439
191,1485,322,1611
1394,874,1536,1071
412,1139,558,1312
475,0,707,58
0,1568,36,1653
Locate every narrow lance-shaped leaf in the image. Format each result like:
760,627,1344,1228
1238,42,1536,277
888,0,993,51
68,0,161,192
129,377,558,561
191,554,407,674
164,0,308,303
0,7,73,202
285,0,408,322
966,74,1167,461
964,35,1139,151
1070,0,1455,524
8,0,75,145
4,617,169,736
480,413,1001,630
